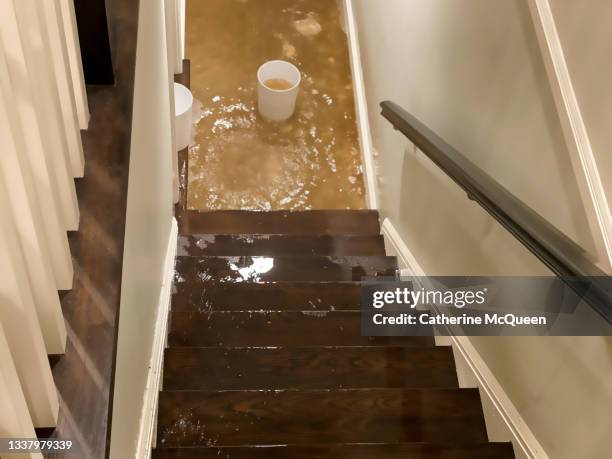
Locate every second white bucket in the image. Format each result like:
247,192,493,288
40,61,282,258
174,82,193,151
257,60,301,121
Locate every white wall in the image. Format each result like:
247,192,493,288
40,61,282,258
548,0,612,220
354,0,596,267
109,0,175,456
351,1,612,457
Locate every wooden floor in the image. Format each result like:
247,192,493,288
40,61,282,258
43,0,139,457
152,210,515,458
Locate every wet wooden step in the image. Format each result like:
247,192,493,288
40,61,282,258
178,210,381,235
168,311,434,347
177,234,386,256
163,346,458,390
156,388,488,447
172,282,362,311
153,443,515,459
174,256,397,283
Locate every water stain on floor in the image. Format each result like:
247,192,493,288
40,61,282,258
186,0,366,210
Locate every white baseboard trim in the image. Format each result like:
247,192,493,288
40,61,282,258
381,218,549,459
135,217,178,459
341,0,378,209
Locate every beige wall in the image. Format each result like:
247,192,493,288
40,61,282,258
109,0,175,456
549,0,612,216
352,0,612,457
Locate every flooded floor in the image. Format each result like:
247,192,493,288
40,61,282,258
186,0,366,210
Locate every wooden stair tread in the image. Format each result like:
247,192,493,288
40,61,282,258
168,311,434,347
174,255,397,283
177,234,386,256
172,282,363,311
152,443,515,459
156,388,489,447
178,210,381,235
163,346,458,390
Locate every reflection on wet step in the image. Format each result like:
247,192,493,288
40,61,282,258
186,0,365,210
173,256,398,283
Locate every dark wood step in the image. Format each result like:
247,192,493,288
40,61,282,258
178,210,381,235
153,443,515,459
156,388,488,447
172,282,362,312
163,346,458,390
174,256,397,283
168,311,434,347
177,234,386,256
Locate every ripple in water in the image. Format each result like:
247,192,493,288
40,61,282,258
186,0,365,211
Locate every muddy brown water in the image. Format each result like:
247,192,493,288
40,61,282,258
186,0,366,210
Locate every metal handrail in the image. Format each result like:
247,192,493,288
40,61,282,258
380,100,612,324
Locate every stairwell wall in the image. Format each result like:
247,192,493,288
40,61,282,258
110,0,175,457
350,1,612,458
547,0,612,236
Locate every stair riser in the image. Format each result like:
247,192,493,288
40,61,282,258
178,235,386,257
152,444,515,459
179,210,381,235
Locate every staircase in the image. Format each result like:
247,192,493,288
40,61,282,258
153,210,515,458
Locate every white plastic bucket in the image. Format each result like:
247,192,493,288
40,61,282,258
257,60,301,121
174,82,193,151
